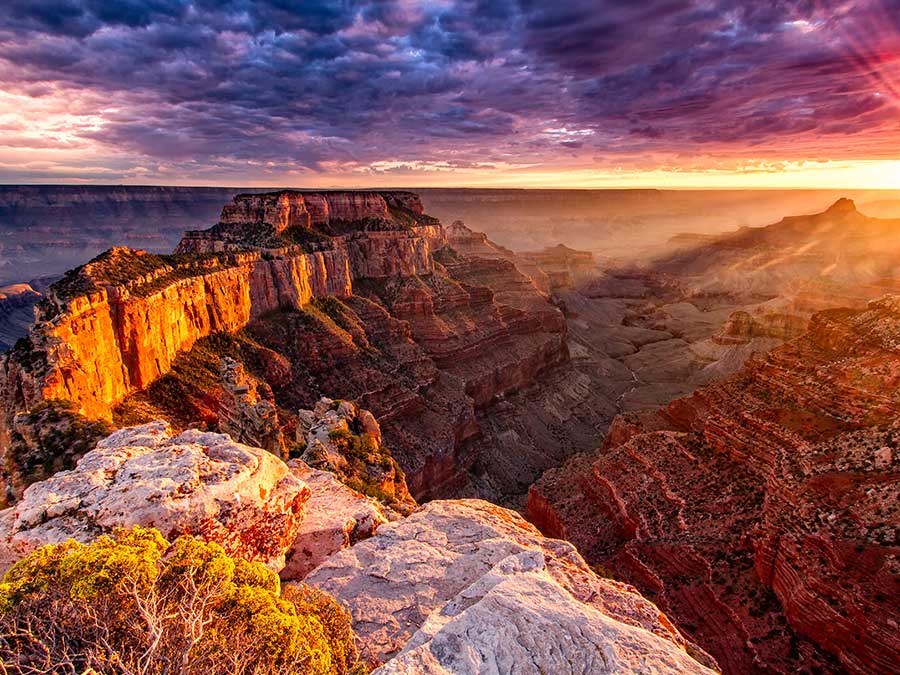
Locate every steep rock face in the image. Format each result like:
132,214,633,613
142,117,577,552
305,499,717,674
519,243,597,291
712,309,808,345
528,298,900,675
218,357,285,455
0,421,310,573
217,190,424,234
0,192,447,497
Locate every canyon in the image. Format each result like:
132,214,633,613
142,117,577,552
528,298,900,675
0,423,716,674
0,189,898,674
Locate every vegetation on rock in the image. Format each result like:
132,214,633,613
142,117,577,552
0,526,367,675
5,400,112,506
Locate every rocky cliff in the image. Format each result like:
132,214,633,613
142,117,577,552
528,297,900,675
0,192,574,506
0,192,444,476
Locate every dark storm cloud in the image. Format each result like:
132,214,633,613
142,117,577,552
0,0,897,177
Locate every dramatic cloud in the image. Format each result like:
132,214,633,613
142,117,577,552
0,0,897,185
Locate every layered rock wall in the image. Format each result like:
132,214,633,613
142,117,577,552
528,297,900,675
0,192,445,432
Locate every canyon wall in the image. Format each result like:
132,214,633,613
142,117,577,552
528,298,900,675
0,191,445,434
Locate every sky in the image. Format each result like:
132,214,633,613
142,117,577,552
0,0,898,188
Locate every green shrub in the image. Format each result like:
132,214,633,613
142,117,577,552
0,527,367,675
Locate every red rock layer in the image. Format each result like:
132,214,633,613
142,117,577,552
0,193,444,430
195,252,567,501
528,297,900,675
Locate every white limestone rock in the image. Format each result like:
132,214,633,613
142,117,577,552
280,460,390,581
0,421,310,573
305,499,717,674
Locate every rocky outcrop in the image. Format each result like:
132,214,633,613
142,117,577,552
528,297,900,675
519,243,596,290
0,421,395,583
297,396,415,514
0,422,310,573
282,461,389,580
712,309,807,345
305,499,717,674
218,357,285,455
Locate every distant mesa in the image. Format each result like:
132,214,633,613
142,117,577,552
178,190,439,253
825,197,857,214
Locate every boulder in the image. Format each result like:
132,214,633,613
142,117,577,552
0,421,309,573
281,461,390,581
305,499,716,674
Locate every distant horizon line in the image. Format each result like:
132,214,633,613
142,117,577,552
2,183,900,193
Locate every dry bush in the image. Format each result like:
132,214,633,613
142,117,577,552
0,527,367,675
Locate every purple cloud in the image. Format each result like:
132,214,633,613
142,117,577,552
0,0,897,182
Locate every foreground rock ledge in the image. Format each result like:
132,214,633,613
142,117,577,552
304,499,717,674
0,421,389,580
0,421,310,572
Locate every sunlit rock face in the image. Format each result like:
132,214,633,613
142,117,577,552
0,191,448,496
304,499,718,675
0,422,310,572
528,297,900,675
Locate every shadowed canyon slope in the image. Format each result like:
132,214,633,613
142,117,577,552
529,298,900,675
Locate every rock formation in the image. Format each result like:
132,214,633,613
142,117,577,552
218,356,285,455
0,191,452,499
528,297,900,675
71,206,572,506
519,243,597,290
297,396,415,514
305,499,717,674
655,199,900,297
283,461,390,580
0,421,392,583
0,421,309,572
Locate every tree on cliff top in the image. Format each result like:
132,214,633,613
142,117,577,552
0,527,368,675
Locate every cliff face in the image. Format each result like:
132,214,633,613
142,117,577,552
1,192,443,427
528,297,900,675
0,192,573,506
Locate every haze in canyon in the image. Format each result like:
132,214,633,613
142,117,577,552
0,1,898,675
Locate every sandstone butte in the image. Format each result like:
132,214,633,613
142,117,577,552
528,296,900,675
0,190,572,504
0,420,717,675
